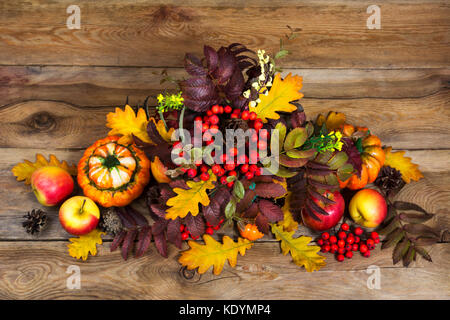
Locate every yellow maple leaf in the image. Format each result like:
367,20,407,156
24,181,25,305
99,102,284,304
250,73,303,123
384,147,424,183
277,192,299,232
316,111,346,131
271,224,326,272
165,173,217,220
12,154,77,185
153,118,175,143
179,235,253,275
106,105,151,145
68,229,105,261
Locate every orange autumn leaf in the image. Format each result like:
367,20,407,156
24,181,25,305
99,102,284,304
384,147,424,183
250,73,303,123
179,235,253,275
153,118,175,143
12,154,77,185
165,173,217,220
106,105,151,145
67,229,105,261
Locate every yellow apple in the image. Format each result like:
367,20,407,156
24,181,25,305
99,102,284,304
349,189,387,228
59,196,100,236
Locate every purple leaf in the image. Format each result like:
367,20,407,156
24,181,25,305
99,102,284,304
116,207,137,229
341,138,363,178
255,213,270,234
125,206,149,228
258,199,283,223
184,213,205,238
204,45,218,72
253,183,287,198
110,230,126,252
184,53,207,76
154,232,168,258
135,226,152,258
121,229,138,260
167,219,182,249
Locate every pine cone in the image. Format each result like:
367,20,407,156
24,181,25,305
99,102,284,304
98,207,123,236
375,166,405,196
23,209,47,235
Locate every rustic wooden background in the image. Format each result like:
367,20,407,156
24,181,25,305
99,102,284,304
0,0,449,300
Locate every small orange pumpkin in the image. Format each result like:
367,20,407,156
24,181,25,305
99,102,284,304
339,124,385,190
77,136,150,207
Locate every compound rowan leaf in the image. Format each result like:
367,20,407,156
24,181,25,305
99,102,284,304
12,153,77,185
179,235,253,275
384,147,424,183
68,229,105,261
165,173,217,220
250,73,303,123
106,105,151,145
271,224,326,272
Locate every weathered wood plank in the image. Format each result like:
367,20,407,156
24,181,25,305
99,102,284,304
1,66,449,107
0,90,448,149
0,241,448,299
0,1,448,67
1,147,448,240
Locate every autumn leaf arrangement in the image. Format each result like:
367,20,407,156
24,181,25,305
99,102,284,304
12,38,441,275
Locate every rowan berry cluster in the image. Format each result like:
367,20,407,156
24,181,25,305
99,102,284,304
317,223,380,262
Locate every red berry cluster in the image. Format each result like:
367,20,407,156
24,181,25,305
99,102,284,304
317,223,380,262
172,104,266,188
180,219,224,240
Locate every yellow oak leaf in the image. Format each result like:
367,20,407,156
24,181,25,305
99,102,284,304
316,111,346,131
12,154,77,185
165,173,217,220
153,118,175,143
67,229,105,261
250,73,303,123
271,224,326,272
106,105,151,145
277,192,299,232
179,235,253,275
384,147,424,183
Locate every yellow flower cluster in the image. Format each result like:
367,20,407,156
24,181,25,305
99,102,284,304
156,92,184,112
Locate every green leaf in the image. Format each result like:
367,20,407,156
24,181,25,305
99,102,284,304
414,246,432,262
381,228,405,249
271,122,287,153
233,180,245,200
392,237,410,265
264,162,299,178
226,175,237,183
379,218,401,235
284,128,307,151
224,199,236,220
337,163,354,181
286,149,316,159
279,155,308,168
274,49,289,60
327,152,348,170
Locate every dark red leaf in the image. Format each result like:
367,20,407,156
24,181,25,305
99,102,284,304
116,207,137,229
110,230,126,252
304,205,321,222
255,213,270,234
341,138,363,178
135,226,152,258
125,207,148,228
167,219,182,249
184,53,207,76
204,45,218,72
121,229,138,260
254,182,286,198
258,199,283,223
242,202,259,219
290,109,306,128
154,232,168,258
306,197,329,216
307,188,335,205
184,213,205,238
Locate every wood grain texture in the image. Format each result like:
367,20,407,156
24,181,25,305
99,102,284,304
1,90,449,149
0,241,448,299
1,66,449,107
0,1,448,67
1,147,448,240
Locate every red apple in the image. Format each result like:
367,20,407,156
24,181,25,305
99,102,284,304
59,196,100,236
349,189,387,228
301,190,345,231
31,166,74,206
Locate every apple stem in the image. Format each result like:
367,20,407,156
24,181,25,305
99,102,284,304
79,199,86,215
